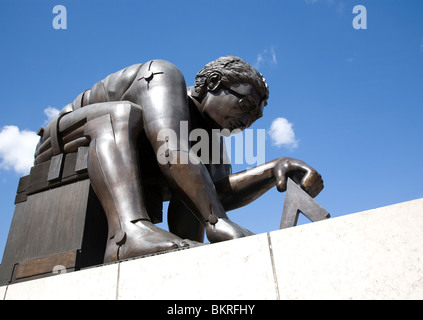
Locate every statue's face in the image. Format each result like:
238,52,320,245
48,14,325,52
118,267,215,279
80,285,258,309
201,83,264,132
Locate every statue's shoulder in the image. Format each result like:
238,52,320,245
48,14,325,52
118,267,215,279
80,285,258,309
138,59,185,81
143,59,180,70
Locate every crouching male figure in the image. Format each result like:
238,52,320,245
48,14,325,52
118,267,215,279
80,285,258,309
35,56,324,262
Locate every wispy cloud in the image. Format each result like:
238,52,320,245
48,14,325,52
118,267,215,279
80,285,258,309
0,107,61,175
305,0,336,5
254,47,278,70
305,0,346,16
268,117,299,150
44,106,60,123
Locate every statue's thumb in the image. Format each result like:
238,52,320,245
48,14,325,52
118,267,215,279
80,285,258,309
274,164,287,193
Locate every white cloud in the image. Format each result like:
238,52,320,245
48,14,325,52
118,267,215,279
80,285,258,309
268,117,299,150
0,107,61,175
44,106,60,122
254,47,278,70
0,126,39,175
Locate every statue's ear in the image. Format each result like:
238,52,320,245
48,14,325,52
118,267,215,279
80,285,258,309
207,72,222,92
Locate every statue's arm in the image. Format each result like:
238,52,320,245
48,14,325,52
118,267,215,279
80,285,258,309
215,158,324,211
138,60,229,225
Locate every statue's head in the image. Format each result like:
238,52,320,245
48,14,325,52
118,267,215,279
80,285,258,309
193,56,269,131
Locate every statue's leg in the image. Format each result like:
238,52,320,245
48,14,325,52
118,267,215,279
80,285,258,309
58,102,189,262
168,195,205,243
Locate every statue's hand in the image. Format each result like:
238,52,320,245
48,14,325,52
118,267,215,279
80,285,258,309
273,157,324,198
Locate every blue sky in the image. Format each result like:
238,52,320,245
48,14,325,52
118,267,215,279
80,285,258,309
0,0,422,258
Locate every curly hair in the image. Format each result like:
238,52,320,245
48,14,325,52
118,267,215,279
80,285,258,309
194,56,269,106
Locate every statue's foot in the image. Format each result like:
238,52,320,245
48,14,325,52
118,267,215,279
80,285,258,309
205,217,255,243
104,220,200,263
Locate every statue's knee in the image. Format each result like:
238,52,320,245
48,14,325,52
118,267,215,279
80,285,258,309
109,101,142,125
84,102,143,143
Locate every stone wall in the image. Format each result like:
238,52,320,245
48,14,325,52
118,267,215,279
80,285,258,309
1,198,422,300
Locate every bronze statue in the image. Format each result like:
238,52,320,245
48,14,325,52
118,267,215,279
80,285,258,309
34,56,324,263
